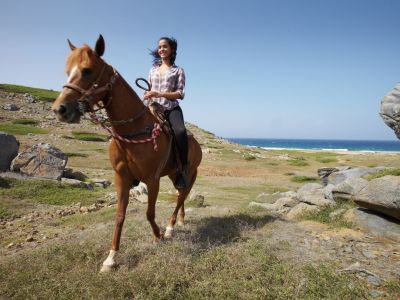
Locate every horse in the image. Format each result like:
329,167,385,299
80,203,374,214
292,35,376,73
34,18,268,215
52,35,202,272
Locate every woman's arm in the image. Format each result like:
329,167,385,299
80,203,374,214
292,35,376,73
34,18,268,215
144,90,182,100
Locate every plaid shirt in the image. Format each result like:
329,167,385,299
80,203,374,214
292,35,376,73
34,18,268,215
147,62,185,110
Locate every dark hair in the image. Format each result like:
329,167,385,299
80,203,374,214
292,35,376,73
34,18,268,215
151,37,178,65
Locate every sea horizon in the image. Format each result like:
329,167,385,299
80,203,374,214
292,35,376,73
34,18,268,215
226,137,400,152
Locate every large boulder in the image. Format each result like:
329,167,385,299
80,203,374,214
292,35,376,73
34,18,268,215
332,177,369,201
352,175,400,221
11,143,68,180
344,208,400,241
297,189,335,207
0,132,19,171
327,167,386,186
380,83,400,139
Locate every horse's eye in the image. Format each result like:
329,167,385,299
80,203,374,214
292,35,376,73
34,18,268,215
82,68,92,77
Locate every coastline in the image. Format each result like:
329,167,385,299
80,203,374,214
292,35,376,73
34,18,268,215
257,146,400,155
226,138,400,155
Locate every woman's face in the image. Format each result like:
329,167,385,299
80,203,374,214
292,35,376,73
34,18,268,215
158,39,172,60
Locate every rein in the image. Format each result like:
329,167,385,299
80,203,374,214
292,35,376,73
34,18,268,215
62,63,161,151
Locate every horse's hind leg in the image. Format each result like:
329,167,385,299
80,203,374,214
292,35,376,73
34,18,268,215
101,172,131,272
165,170,197,238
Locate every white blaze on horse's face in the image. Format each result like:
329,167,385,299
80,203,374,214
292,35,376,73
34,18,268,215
52,63,82,123
67,65,79,83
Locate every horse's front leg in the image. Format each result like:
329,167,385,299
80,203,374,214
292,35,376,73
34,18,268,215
145,179,161,242
100,172,131,272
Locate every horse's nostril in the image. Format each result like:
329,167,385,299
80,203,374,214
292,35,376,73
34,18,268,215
58,105,67,115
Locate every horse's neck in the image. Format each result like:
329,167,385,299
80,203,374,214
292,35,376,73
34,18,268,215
106,74,152,134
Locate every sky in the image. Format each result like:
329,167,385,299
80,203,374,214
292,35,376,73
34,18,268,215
1,0,400,140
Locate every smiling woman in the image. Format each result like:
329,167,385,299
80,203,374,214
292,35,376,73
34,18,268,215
52,35,202,273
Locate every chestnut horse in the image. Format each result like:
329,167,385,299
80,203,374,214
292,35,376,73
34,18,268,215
52,35,202,272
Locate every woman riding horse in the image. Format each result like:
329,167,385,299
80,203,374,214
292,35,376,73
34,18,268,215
51,35,202,272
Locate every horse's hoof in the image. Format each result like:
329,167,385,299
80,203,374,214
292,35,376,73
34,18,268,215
177,220,185,227
164,226,173,239
153,236,161,244
100,264,114,273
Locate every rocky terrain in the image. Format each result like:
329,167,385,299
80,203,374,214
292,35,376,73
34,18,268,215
1,88,400,299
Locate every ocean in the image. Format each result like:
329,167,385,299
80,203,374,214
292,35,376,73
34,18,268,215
226,138,400,152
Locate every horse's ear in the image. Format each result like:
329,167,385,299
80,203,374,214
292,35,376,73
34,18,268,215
67,39,76,51
95,34,105,57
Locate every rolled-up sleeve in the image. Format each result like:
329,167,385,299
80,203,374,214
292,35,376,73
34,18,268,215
176,67,185,99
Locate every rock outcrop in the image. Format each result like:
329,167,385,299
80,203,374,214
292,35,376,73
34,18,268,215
352,175,400,221
250,166,400,237
11,143,67,180
0,132,19,171
380,82,400,139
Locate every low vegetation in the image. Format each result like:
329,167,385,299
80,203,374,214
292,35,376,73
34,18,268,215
0,84,59,102
71,131,109,142
0,177,105,207
0,123,48,135
64,152,89,158
364,168,400,180
288,157,309,167
290,175,318,183
299,200,356,228
12,118,39,125
0,226,368,299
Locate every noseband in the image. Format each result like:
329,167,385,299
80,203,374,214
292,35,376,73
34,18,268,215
63,63,119,113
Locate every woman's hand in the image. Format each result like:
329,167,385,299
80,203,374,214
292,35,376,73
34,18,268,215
144,91,161,99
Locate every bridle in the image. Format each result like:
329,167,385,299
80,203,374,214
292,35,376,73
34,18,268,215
63,63,118,114
61,62,161,150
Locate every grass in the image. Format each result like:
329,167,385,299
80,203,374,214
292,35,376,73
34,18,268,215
0,177,105,206
364,168,400,180
244,156,256,161
12,118,39,125
384,280,400,298
0,207,11,218
0,236,368,299
0,123,48,135
71,131,109,142
290,176,318,183
315,157,338,163
0,83,59,102
299,200,355,228
65,152,89,158
288,157,309,167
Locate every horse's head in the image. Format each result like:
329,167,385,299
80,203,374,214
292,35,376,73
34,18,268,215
52,35,112,123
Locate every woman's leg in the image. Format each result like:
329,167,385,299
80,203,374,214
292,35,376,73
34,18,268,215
167,106,188,187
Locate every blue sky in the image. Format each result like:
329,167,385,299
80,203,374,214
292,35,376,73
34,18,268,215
1,0,400,140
